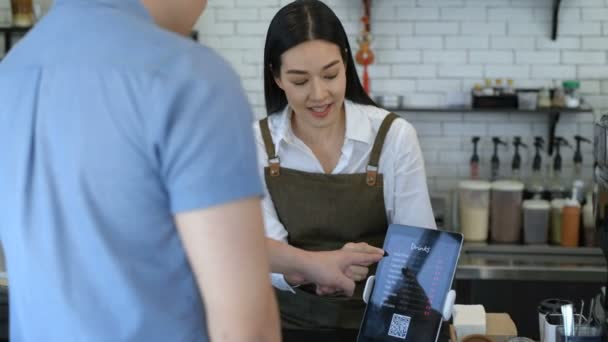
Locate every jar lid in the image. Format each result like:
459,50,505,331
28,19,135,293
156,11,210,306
523,199,550,210
491,180,525,191
459,180,491,191
562,80,580,89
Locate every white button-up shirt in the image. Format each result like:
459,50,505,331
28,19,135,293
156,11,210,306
253,100,436,291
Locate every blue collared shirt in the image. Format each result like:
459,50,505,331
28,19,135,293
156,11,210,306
0,0,262,340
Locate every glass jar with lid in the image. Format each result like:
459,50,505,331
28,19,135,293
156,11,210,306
11,0,34,27
563,80,581,108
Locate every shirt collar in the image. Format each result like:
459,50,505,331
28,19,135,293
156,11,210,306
276,100,374,146
344,100,374,145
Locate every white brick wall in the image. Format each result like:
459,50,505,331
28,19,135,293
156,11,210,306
196,0,604,194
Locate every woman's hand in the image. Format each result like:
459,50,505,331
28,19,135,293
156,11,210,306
289,247,383,297
341,242,383,281
314,242,384,296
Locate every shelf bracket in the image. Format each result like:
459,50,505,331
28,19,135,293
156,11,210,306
552,0,562,41
548,111,561,156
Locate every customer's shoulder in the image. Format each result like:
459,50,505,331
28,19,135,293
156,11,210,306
149,40,237,82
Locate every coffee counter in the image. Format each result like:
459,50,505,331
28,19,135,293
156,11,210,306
0,244,602,284
456,243,606,282
454,243,606,338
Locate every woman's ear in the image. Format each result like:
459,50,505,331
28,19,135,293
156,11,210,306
274,76,285,91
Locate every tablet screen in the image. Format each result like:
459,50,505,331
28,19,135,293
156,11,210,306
357,225,463,342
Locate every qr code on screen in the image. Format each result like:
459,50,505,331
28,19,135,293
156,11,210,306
387,313,411,340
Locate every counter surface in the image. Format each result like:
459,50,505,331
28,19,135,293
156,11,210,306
0,244,603,285
457,244,606,282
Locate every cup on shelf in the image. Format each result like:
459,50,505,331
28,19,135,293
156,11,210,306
518,91,539,110
372,94,403,109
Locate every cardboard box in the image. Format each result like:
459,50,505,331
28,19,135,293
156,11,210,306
450,313,518,342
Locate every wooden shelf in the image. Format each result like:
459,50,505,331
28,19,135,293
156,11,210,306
385,105,594,155
383,105,593,114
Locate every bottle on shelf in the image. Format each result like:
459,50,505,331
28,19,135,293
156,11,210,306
550,137,572,199
491,137,507,182
482,79,494,96
511,137,528,181
503,79,515,95
572,135,592,203
583,192,595,246
538,87,552,108
552,85,566,108
472,84,483,97
11,0,34,27
526,137,546,200
494,79,504,96
470,137,481,180
561,183,581,247
563,80,581,109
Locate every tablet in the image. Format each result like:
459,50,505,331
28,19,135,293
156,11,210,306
357,224,463,342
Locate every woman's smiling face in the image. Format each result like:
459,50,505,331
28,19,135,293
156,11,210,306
274,39,347,129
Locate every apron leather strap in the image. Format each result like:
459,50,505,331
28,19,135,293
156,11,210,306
366,112,399,186
259,118,280,176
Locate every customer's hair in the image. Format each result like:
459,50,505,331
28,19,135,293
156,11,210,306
263,0,375,114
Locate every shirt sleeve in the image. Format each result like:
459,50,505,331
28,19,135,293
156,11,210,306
389,120,437,229
150,57,263,213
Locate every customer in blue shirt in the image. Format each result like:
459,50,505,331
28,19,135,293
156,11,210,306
0,0,383,341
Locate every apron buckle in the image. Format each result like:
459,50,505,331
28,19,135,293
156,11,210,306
269,157,281,177
366,165,378,186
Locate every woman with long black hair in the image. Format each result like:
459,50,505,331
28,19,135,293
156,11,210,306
255,0,436,331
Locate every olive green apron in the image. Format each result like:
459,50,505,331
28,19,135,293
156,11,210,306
260,112,399,330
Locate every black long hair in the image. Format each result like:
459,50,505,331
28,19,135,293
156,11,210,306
263,0,376,115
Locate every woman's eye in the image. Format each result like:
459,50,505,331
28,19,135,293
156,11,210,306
292,80,308,86
325,74,338,80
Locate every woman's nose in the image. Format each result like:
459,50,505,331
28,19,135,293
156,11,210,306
309,77,328,101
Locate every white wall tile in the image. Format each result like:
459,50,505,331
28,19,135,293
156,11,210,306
531,65,577,79
491,37,536,49
439,65,484,78
582,37,608,50
508,22,550,36
536,37,581,50
485,65,531,79
399,36,444,49
440,8,487,21
562,51,607,64
236,22,269,35
469,51,514,64
517,51,561,65
417,80,463,92
462,22,507,35
579,66,608,79
398,7,440,20
415,22,460,35
376,50,422,64
423,50,467,64
374,22,414,35
445,36,489,49
217,8,259,21
582,8,608,20
393,65,438,78
559,21,602,35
